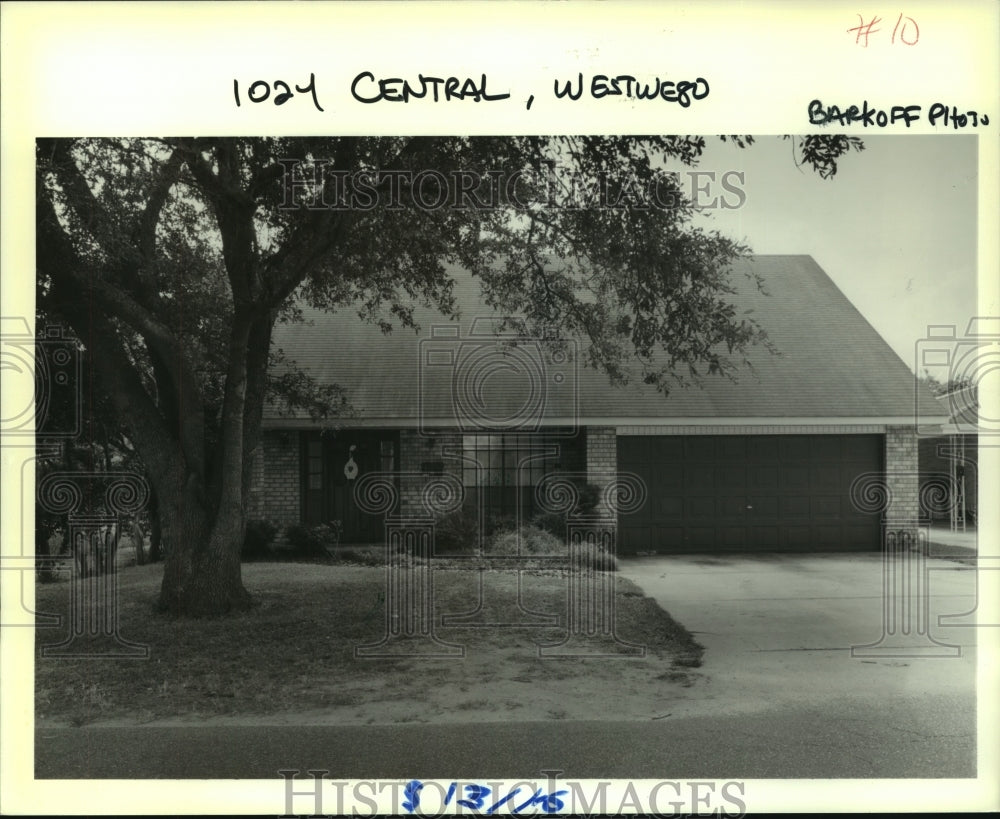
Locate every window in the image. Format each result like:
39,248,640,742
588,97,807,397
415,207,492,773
307,440,323,490
461,433,565,523
380,440,395,473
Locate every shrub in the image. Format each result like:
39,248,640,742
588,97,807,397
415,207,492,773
337,547,385,567
285,521,342,558
484,522,616,570
531,511,567,538
570,542,618,573
485,512,517,535
434,505,483,554
574,482,602,516
531,480,604,537
487,524,564,557
242,519,278,561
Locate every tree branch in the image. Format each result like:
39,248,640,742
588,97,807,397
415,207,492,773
133,146,185,268
39,138,140,272
36,185,208,480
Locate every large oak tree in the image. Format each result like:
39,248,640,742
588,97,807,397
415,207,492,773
35,135,861,616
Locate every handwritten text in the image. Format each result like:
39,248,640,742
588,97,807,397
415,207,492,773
351,72,510,104
554,74,709,107
809,99,989,129
233,73,323,111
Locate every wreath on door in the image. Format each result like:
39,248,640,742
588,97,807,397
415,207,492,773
343,445,359,480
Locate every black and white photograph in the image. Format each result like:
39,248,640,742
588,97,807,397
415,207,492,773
2,3,998,816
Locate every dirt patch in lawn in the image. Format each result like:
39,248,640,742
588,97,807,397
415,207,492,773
34,562,703,727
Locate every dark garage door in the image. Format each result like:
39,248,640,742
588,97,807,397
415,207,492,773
617,435,882,554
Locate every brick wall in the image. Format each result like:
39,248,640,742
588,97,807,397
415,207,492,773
398,429,463,517
247,431,301,533
885,425,919,531
585,426,618,518
246,437,265,519
250,427,623,532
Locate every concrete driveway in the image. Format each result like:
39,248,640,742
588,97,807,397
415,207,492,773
618,552,978,718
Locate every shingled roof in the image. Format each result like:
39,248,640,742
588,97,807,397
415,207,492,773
265,255,945,427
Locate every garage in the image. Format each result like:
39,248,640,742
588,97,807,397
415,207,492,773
617,434,883,554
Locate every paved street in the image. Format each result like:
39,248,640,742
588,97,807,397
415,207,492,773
34,553,981,781
35,695,974,780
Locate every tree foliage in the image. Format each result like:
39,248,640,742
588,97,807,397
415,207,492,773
35,135,857,615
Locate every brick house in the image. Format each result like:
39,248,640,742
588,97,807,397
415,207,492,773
248,255,946,554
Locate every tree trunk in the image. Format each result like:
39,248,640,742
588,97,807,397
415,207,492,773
156,315,255,617
132,517,147,566
148,488,163,562
155,477,252,616
35,519,57,583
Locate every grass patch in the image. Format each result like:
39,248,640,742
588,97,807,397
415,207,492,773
34,562,703,726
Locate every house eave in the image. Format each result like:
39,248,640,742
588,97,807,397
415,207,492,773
261,415,949,431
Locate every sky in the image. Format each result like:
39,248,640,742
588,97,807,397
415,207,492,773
688,135,979,374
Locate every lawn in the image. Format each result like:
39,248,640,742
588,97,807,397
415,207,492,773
34,560,704,727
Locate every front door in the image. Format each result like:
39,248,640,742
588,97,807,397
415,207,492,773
301,431,398,542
